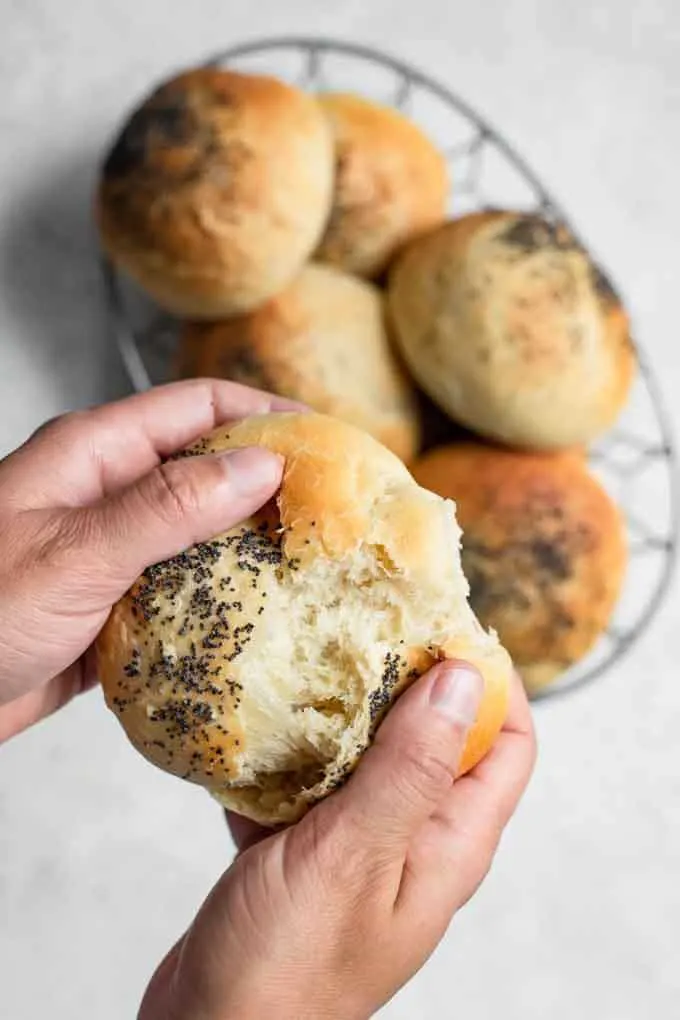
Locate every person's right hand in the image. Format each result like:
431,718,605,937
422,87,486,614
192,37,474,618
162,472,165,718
141,665,536,1020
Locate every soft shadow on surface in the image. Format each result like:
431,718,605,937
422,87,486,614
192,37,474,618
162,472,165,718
418,392,473,452
0,150,130,420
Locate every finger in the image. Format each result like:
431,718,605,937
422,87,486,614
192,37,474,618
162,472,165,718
0,661,96,743
138,937,186,1020
56,446,284,598
435,671,536,838
0,379,304,510
224,810,274,853
328,661,484,859
400,672,536,914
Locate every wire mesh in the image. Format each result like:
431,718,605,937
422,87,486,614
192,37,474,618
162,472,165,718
101,37,678,701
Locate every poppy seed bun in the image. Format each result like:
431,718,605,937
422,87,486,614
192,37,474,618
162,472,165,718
411,443,627,692
96,68,334,318
97,413,511,825
388,211,635,449
177,264,421,462
315,93,449,278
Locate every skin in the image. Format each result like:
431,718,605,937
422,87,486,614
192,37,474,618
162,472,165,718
0,378,536,1020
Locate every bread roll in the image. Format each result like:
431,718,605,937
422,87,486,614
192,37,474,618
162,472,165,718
98,414,511,825
177,264,421,461
315,93,449,278
411,443,627,692
97,68,334,318
388,211,635,449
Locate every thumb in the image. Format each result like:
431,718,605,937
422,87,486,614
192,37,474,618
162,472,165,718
84,446,283,585
333,661,484,853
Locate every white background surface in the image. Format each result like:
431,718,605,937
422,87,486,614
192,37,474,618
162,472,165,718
1,2,679,1018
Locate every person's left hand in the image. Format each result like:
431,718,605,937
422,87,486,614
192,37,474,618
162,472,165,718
0,379,297,742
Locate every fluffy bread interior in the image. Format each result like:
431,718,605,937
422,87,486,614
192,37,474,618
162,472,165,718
210,492,488,820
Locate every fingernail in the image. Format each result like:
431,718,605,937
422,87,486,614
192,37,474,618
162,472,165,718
269,397,311,413
219,447,283,495
429,662,484,727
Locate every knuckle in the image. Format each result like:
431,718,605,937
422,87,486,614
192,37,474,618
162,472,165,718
12,509,96,581
33,510,94,568
30,409,89,444
149,460,206,522
395,744,455,803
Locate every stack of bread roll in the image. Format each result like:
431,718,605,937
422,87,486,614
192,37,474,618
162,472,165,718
97,65,634,697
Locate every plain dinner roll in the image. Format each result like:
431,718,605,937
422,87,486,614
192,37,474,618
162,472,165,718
388,211,635,449
98,413,511,825
412,443,627,692
315,92,449,278
97,68,334,318
177,263,421,462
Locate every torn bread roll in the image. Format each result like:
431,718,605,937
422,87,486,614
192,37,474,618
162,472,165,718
97,413,511,825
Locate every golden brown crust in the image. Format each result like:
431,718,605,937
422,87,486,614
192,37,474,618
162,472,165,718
315,92,449,278
388,211,636,449
97,68,334,317
177,264,421,461
412,442,627,690
98,413,511,824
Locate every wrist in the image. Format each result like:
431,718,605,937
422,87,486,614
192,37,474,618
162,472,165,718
231,983,373,1020
161,979,371,1020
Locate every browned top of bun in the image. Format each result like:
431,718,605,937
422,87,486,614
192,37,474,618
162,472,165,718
177,264,421,461
412,443,627,688
96,68,334,317
388,211,635,449
315,92,449,277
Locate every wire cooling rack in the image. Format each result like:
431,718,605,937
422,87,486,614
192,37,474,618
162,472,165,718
101,37,678,701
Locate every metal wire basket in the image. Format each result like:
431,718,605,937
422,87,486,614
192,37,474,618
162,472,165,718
101,37,678,701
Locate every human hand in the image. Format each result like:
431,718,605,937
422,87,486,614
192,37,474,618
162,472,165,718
0,379,297,742
141,664,536,1020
